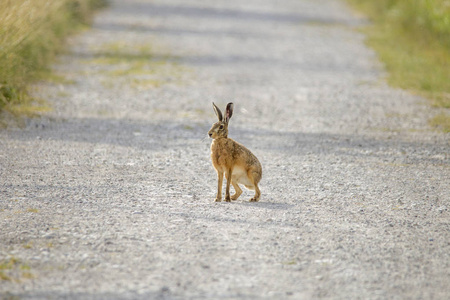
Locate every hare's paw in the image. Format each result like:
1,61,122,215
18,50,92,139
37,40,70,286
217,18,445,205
231,194,240,201
225,195,231,202
214,197,222,202
249,197,259,202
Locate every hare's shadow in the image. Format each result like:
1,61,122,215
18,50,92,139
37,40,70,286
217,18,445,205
237,201,294,210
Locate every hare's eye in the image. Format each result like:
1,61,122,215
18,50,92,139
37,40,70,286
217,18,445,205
219,125,224,129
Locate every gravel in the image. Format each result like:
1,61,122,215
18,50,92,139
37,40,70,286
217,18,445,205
1,0,449,299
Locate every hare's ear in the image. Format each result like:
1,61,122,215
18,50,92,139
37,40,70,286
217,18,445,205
225,102,234,123
212,102,223,121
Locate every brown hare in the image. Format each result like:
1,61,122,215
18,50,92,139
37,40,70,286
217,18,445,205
208,102,262,202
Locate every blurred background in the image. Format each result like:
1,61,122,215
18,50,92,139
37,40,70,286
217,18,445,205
0,0,106,115
0,0,448,130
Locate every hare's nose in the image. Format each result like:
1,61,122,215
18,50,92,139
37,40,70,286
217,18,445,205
209,133,213,137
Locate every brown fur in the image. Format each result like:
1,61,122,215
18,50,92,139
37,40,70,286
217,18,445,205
208,103,262,202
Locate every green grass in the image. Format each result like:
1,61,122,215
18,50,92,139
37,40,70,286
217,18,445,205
0,256,33,281
86,42,187,90
0,0,106,116
347,0,450,132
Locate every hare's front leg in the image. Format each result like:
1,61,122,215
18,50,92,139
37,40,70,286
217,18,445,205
224,170,232,202
215,171,223,202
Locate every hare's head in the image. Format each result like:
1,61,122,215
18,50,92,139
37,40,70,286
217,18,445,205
208,102,234,139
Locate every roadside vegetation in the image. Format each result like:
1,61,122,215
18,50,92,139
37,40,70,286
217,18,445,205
347,0,450,132
0,0,106,117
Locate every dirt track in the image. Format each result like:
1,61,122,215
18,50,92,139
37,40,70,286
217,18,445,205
1,0,449,299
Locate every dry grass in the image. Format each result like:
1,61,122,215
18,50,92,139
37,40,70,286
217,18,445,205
0,0,106,115
347,0,450,132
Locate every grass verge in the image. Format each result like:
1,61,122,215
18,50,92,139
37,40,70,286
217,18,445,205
346,0,450,132
0,0,107,118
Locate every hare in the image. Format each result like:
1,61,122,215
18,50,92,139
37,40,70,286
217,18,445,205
208,102,262,202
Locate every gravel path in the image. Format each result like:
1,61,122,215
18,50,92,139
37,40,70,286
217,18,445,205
1,0,449,299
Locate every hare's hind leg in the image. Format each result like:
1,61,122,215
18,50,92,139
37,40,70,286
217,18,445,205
231,180,243,200
250,183,261,202
248,169,261,202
